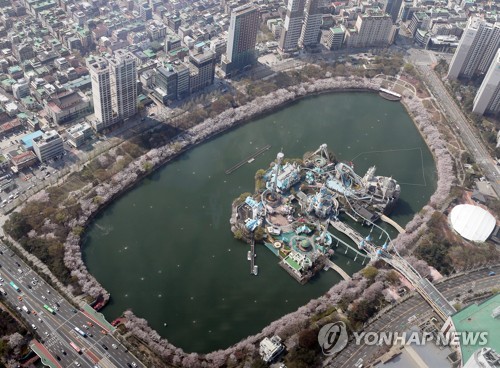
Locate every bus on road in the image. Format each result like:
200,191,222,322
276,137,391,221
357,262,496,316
69,341,82,354
74,327,86,337
43,305,55,314
9,281,20,292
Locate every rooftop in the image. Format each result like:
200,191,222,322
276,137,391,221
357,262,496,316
451,294,500,364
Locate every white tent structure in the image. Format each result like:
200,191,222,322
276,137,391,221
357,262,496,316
449,204,496,242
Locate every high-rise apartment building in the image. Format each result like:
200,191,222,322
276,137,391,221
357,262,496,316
221,4,259,76
298,0,323,47
109,49,137,122
382,0,403,23
88,56,114,129
279,0,306,52
447,17,500,79
473,49,500,115
87,49,138,131
345,10,395,48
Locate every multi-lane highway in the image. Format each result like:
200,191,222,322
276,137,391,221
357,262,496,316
0,244,143,368
325,265,500,367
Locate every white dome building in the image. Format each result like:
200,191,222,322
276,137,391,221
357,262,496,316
449,204,496,242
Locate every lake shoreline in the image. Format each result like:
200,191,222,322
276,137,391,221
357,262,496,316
62,76,453,365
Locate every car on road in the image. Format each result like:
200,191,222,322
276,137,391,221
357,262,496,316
31,324,36,330
489,271,496,276
75,363,81,367
112,344,117,349
101,344,108,350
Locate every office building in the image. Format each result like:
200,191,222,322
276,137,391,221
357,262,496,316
463,348,500,368
189,47,215,94
408,11,430,37
473,49,500,115
298,0,323,48
447,17,500,79
87,50,138,131
326,26,346,50
155,65,179,103
221,4,260,76
442,294,500,366
279,0,306,53
32,130,64,163
66,122,92,148
346,10,396,48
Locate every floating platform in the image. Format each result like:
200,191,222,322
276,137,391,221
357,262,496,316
225,145,271,174
379,88,401,101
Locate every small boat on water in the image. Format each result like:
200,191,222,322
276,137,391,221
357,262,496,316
253,265,258,275
247,251,251,260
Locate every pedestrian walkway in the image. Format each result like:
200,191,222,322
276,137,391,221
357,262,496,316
380,214,405,233
30,340,61,368
325,259,351,281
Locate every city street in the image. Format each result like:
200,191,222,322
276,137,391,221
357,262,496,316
0,243,143,368
414,64,500,197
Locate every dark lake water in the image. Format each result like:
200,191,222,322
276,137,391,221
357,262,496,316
82,92,437,353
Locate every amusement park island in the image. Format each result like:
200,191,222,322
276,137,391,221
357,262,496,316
230,143,402,284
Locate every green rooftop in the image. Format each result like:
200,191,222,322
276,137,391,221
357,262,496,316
451,294,500,364
284,256,300,271
330,26,345,34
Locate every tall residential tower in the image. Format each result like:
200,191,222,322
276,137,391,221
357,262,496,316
279,0,306,53
298,0,323,48
87,49,138,131
221,4,260,76
473,49,500,115
109,49,138,123
447,17,500,79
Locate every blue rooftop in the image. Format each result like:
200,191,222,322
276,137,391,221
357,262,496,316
21,130,43,149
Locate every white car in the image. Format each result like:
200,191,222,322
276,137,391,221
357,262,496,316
112,344,117,349
31,324,36,330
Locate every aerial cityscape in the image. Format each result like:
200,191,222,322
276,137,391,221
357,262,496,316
0,0,498,366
